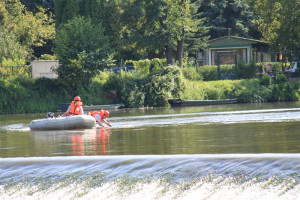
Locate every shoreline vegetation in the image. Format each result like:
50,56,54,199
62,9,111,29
1,64,299,114
1,1,299,114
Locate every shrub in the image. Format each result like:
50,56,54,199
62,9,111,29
181,67,203,81
182,80,237,100
220,64,236,75
102,65,184,108
129,58,166,77
235,79,272,103
198,65,219,81
237,59,259,79
271,74,298,101
260,74,273,86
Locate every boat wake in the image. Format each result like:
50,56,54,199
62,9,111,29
110,107,300,129
2,107,300,131
1,123,30,132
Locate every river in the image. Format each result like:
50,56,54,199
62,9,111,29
1,102,300,199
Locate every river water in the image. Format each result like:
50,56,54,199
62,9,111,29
1,102,300,199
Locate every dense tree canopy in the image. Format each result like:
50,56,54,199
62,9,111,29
0,0,55,66
53,0,208,67
198,0,255,39
54,16,113,92
1,0,300,68
246,0,300,54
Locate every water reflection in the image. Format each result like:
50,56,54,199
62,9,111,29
71,128,111,156
27,128,111,156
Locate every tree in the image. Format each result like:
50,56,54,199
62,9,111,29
116,0,207,67
246,0,300,52
199,0,254,39
0,0,55,65
53,0,208,67
54,16,113,92
183,0,209,63
20,0,54,13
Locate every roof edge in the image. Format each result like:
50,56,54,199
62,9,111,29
208,36,269,44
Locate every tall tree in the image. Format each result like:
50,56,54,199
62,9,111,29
246,0,300,53
0,0,55,65
199,0,254,39
117,0,206,67
54,16,113,91
53,0,208,66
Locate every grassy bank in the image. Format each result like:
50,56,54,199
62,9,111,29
0,66,299,114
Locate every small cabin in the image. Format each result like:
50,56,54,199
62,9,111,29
197,36,272,66
31,60,59,79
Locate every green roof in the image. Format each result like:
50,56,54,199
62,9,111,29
208,36,269,48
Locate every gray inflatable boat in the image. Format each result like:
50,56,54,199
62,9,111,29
29,115,96,130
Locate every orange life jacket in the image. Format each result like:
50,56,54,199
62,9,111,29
68,101,83,116
91,110,105,121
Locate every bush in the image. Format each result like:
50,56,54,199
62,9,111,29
182,80,236,100
181,67,203,81
237,59,259,79
260,74,273,86
197,64,237,81
235,79,272,103
220,64,236,75
102,65,184,108
271,74,298,101
198,65,219,81
0,76,68,114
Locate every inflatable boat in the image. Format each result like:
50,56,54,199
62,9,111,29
29,115,96,130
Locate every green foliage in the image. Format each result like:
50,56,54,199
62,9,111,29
181,67,203,81
271,74,298,101
237,59,259,79
185,1,209,56
102,65,184,108
0,65,31,78
235,79,272,103
198,0,255,39
128,58,166,77
235,75,299,103
144,65,185,107
260,74,273,86
54,16,113,93
197,65,219,81
0,76,67,114
182,80,236,100
103,71,145,108
270,62,282,73
0,0,55,65
249,0,300,52
40,54,57,60
195,64,237,81
220,65,236,74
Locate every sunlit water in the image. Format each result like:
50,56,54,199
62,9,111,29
1,102,300,199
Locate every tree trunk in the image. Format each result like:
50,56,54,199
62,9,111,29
165,45,174,65
177,29,185,68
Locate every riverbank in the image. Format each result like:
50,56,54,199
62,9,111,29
1,67,299,114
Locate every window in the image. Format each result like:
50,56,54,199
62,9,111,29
211,48,247,65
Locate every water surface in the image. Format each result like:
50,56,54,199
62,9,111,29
1,102,300,199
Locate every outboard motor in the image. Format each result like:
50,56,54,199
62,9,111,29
46,112,55,118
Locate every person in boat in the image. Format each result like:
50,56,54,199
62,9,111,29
91,109,112,127
61,96,84,117
46,112,55,118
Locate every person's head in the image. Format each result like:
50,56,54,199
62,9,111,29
74,96,81,104
101,109,110,118
46,112,54,118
